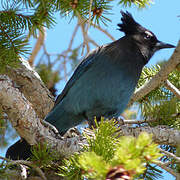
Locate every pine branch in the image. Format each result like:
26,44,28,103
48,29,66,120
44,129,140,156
119,0,154,8
0,10,35,32
0,8,41,70
1,67,179,154
128,40,180,106
0,23,17,53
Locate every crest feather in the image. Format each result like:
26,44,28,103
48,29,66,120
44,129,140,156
118,11,145,35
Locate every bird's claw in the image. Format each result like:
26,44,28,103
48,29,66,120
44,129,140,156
63,127,81,138
41,121,59,135
115,116,125,126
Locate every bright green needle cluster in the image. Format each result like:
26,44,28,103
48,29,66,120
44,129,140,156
58,119,162,179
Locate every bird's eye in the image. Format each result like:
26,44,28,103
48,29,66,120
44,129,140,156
144,31,153,40
144,34,152,40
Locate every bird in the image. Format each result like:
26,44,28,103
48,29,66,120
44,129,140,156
44,10,175,134
6,11,175,160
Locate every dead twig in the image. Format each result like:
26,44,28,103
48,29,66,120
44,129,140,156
29,28,46,66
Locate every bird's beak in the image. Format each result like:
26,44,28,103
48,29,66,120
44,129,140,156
155,41,176,50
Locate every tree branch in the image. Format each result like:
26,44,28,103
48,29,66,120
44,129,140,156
160,149,180,163
0,75,83,156
164,80,180,99
118,119,156,125
80,0,93,55
118,125,180,147
80,20,90,55
128,40,180,106
5,58,54,119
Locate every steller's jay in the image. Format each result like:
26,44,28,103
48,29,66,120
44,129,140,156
44,11,175,134
6,11,175,160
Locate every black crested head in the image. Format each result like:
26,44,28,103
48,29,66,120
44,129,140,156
117,11,175,63
118,11,146,35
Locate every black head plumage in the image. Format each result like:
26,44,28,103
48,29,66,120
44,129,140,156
117,10,175,61
118,11,146,35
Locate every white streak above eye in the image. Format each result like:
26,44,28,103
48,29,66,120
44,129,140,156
145,31,153,37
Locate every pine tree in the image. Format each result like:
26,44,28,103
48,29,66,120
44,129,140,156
0,0,180,179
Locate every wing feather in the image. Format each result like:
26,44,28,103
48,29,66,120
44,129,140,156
54,46,103,106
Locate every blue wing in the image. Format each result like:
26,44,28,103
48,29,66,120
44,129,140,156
54,46,103,106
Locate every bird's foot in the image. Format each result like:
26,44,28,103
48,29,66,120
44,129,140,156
41,121,59,135
63,127,81,138
114,116,125,126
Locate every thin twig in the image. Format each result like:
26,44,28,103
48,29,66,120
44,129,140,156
0,155,10,161
63,59,68,82
77,12,90,55
63,23,79,81
86,0,93,32
29,27,45,66
54,44,82,77
0,156,47,180
164,80,180,99
160,149,180,163
81,0,93,55
155,160,179,178
43,44,51,66
92,22,115,41
80,21,90,54
88,37,99,47
121,119,156,125
69,23,79,50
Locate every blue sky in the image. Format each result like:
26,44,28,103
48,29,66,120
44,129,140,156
1,0,180,179
39,0,180,94
43,0,179,65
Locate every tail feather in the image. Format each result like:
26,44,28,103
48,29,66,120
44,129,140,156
6,139,32,160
